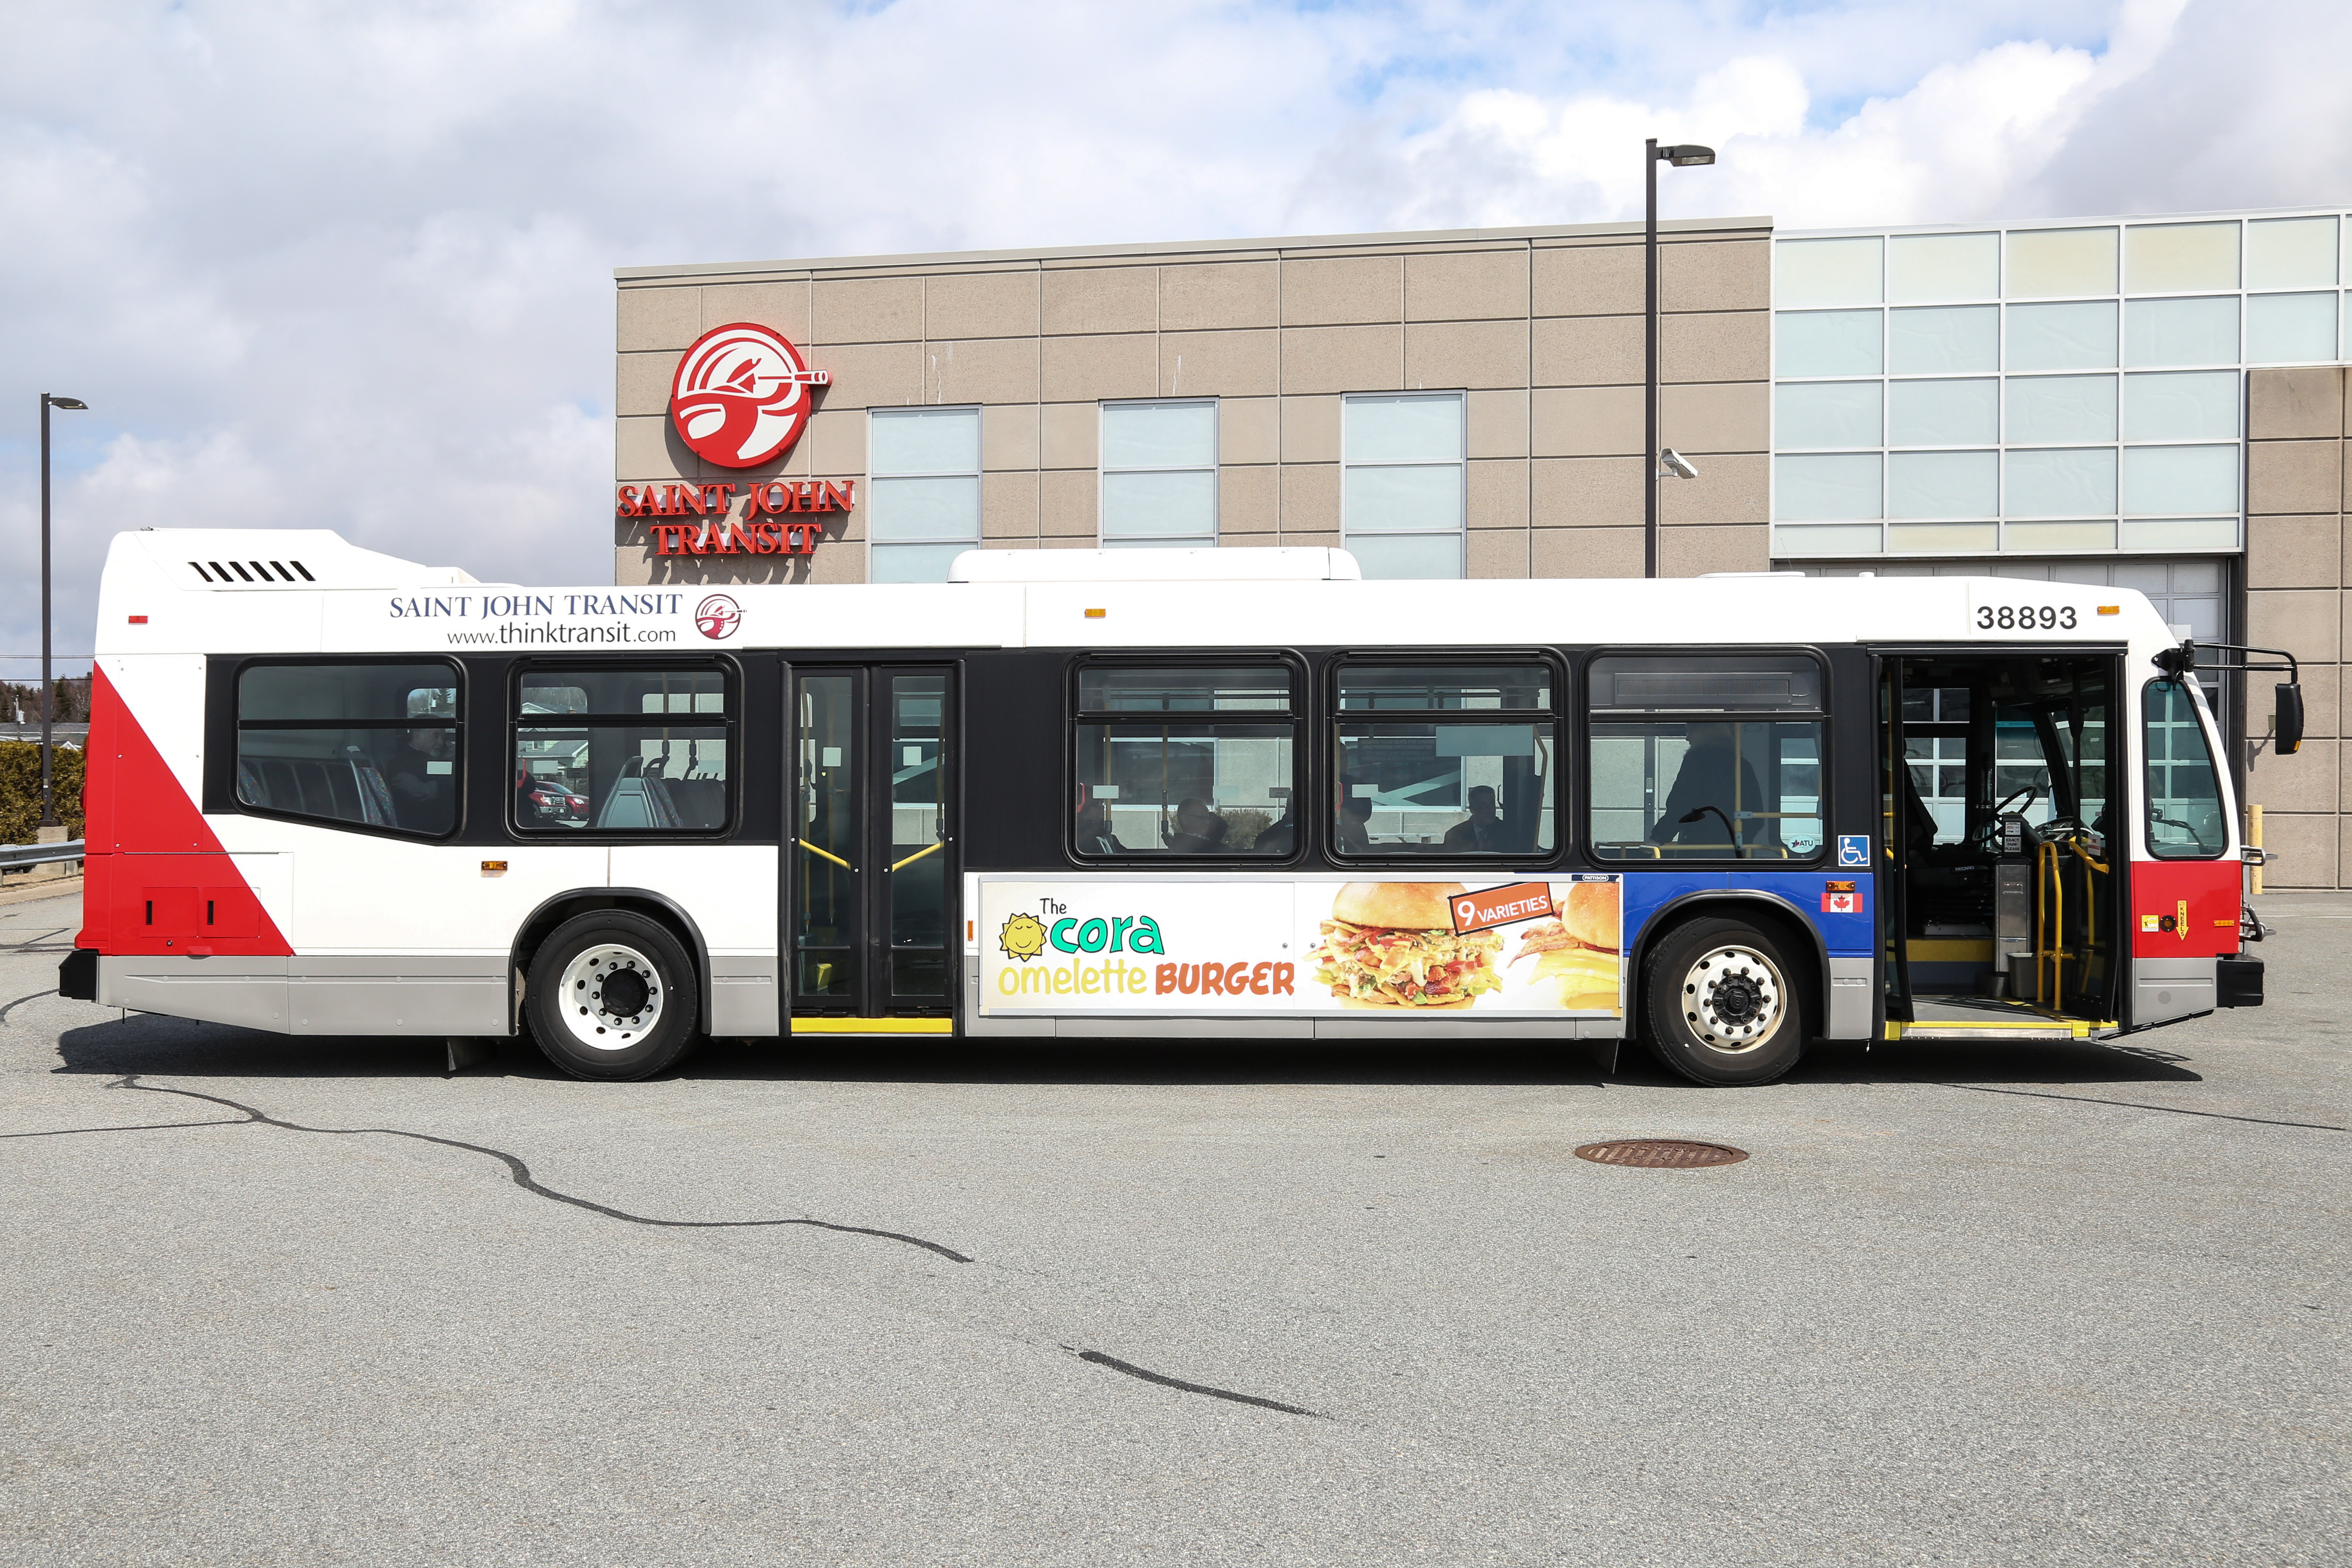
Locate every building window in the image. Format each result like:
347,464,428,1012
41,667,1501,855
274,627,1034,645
1101,401,1217,548
868,407,980,583
234,661,460,837
513,665,733,834
1331,662,1557,857
1343,392,1465,580
1071,664,1297,858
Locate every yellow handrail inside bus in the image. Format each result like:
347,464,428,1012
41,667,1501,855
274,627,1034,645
2035,835,2110,1006
797,838,851,870
890,841,943,873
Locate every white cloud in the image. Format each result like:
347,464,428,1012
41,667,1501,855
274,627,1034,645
2,0,2349,672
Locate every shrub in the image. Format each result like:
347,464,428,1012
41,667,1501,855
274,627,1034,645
0,741,87,845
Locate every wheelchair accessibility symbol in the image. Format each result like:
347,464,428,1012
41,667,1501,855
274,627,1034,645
1837,835,1870,867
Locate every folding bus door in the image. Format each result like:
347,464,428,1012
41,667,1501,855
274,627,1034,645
789,667,957,1033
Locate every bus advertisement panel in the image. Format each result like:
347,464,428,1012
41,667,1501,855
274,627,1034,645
979,875,1624,1017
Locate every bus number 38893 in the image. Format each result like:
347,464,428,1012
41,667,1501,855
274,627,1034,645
1977,605,2078,630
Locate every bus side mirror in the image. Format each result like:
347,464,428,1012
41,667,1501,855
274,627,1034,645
2275,683,2304,756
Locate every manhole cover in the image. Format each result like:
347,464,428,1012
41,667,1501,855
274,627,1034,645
1574,1139,1749,1169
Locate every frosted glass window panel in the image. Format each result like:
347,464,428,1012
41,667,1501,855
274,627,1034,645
2008,302,2118,370
1344,465,1463,532
1102,470,1217,540
869,542,971,583
2004,520,2116,551
1345,394,1462,463
1776,310,1882,377
1776,453,1882,521
2246,217,2337,290
1888,306,1998,373
1889,450,1997,519
2004,375,2117,443
868,476,981,541
2005,447,2117,516
2123,371,2238,441
868,407,980,475
2124,296,2238,367
2006,227,2118,298
1102,402,1216,468
2245,292,2339,365
1887,378,1998,446
1889,232,1999,302
2122,445,2238,515
1776,381,1882,448
1773,523,1884,555
2120,517,2240,551
2124,222,2240,293
1776,238,1883,306
1889,523,1997,553
1348,533,1464,580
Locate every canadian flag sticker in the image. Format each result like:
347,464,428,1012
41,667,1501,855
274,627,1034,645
1821,880,1861,915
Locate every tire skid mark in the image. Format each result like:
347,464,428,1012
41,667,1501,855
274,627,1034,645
109,1075,975,1262
1070,1347,1324,1418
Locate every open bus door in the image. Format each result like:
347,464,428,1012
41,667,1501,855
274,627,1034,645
789,666,958,1035
1874,649,2125,1042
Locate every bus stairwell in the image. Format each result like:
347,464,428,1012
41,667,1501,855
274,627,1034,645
1880,653,2123,1041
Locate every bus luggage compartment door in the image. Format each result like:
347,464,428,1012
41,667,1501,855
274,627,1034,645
790,667,956,1031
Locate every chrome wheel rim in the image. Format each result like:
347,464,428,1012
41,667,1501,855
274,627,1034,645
1680,945,1784,1054
557,943,663,1051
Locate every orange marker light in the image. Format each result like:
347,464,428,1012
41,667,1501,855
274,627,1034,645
2097,605,2120,615
1084,608,1106,618
481,861,508,876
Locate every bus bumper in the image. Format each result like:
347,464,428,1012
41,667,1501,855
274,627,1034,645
2216,954,2264,1008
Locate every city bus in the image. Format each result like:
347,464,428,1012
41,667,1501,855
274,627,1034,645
61,528,2272,1087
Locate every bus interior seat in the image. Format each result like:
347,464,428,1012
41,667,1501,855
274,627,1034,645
237,753,397,828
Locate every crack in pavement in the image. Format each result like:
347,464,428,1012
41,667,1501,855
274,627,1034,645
106,1075,978,1262
1070,1348,1324,1418
1937,1081,2349,1133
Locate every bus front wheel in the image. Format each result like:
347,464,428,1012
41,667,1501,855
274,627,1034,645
525,911,701,1081
1643,916,1806,1087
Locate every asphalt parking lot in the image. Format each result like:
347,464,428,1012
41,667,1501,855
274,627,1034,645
2,883,2344,1566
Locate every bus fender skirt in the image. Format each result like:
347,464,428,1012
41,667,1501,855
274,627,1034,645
1628,888,1838,1040
508,887,714,1037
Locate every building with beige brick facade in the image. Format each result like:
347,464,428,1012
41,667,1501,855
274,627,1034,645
613,204,2352,885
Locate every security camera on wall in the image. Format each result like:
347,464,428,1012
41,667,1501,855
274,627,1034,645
1659,448,1700,480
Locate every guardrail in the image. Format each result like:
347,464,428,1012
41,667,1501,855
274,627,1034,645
0,840,86,870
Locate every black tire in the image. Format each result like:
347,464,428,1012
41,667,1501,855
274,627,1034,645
525,911,701,1081
1643,915,1808,1087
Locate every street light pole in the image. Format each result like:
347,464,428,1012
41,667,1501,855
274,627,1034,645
1644,140,1715,580
37,393,88,827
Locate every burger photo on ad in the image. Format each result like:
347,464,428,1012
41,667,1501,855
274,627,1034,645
1311,883,1504,1009
1507,880,1622,1011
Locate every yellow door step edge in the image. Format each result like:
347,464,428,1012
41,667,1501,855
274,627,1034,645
791,1017,954,1034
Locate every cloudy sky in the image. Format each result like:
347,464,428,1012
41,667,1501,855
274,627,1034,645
6,0,2351,670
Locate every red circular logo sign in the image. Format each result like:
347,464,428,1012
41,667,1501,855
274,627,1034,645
695,593,742,640
669,322,827,469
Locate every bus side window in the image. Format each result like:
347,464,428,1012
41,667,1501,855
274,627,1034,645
235,661,461,837
514,666,734,834
1070,663,1297,857
1330,662,1558,857
1586,653,1827,862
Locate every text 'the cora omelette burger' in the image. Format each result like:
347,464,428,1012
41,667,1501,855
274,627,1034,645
1313,883,1504,1009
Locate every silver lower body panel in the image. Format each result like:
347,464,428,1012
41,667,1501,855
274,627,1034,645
2133,955,2216,1027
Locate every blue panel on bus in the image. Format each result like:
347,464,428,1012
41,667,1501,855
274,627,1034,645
1618,869,1875,957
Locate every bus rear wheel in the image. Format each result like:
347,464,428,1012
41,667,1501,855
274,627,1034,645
1643,916,1806,1087
526,911,700,1081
